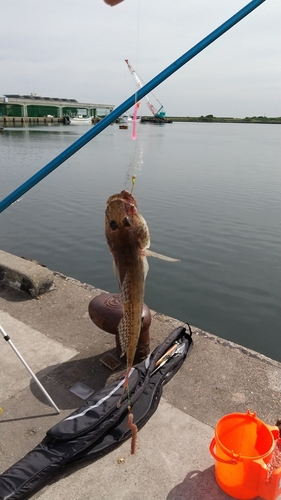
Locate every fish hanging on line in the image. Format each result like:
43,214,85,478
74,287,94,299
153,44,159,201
105,189,179,390
105,188,179,454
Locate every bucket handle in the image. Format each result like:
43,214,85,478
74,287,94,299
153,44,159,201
266,425,280,441
209,438,239,465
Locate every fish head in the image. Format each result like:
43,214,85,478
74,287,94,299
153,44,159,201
105,190,150,252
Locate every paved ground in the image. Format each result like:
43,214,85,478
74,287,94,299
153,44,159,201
0,255,280,500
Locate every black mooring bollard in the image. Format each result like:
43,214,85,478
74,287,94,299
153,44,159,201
88,292,151,364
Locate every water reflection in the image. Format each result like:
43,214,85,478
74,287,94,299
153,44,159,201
1,122,280,360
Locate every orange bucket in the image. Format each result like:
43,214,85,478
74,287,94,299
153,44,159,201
209,410,280,500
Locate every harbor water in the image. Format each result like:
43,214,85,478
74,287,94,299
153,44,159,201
0,121,280,361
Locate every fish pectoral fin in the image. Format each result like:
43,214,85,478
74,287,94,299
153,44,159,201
143,256,149,280
145,250,180,262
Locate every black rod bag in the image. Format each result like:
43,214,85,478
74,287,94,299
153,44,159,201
0,325,193,500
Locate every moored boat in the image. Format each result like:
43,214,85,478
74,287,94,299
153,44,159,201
70,115,92,125
118,115,130,129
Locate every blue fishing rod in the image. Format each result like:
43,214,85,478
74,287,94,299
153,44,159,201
0,0,266,214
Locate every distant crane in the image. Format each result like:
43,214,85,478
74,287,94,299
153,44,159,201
125,59,165,118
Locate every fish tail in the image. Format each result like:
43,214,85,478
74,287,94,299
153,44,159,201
123,365,131,389
116,365,132,408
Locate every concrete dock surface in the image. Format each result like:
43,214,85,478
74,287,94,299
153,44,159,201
0,253,280,500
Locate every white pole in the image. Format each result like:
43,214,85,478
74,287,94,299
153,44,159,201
0,324,60,413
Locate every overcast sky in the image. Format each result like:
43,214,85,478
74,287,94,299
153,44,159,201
1,0,280,117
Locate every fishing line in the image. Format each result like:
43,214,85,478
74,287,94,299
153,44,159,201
122,1,143,437
125,366,138,454
126,361,132,407
126,0,144,192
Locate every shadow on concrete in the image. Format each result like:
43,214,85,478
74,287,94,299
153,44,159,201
29,349,125,411
165,467,233,500
166,466,264,500
0,283,32,303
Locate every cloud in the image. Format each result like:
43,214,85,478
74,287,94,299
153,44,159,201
1,0,280,116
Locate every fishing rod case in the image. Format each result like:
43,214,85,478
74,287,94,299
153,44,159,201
0,325,193,500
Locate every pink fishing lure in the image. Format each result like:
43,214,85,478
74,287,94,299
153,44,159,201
132,102,140,140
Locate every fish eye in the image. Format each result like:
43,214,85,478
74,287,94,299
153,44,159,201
123,217,131,227
109,220,118,230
